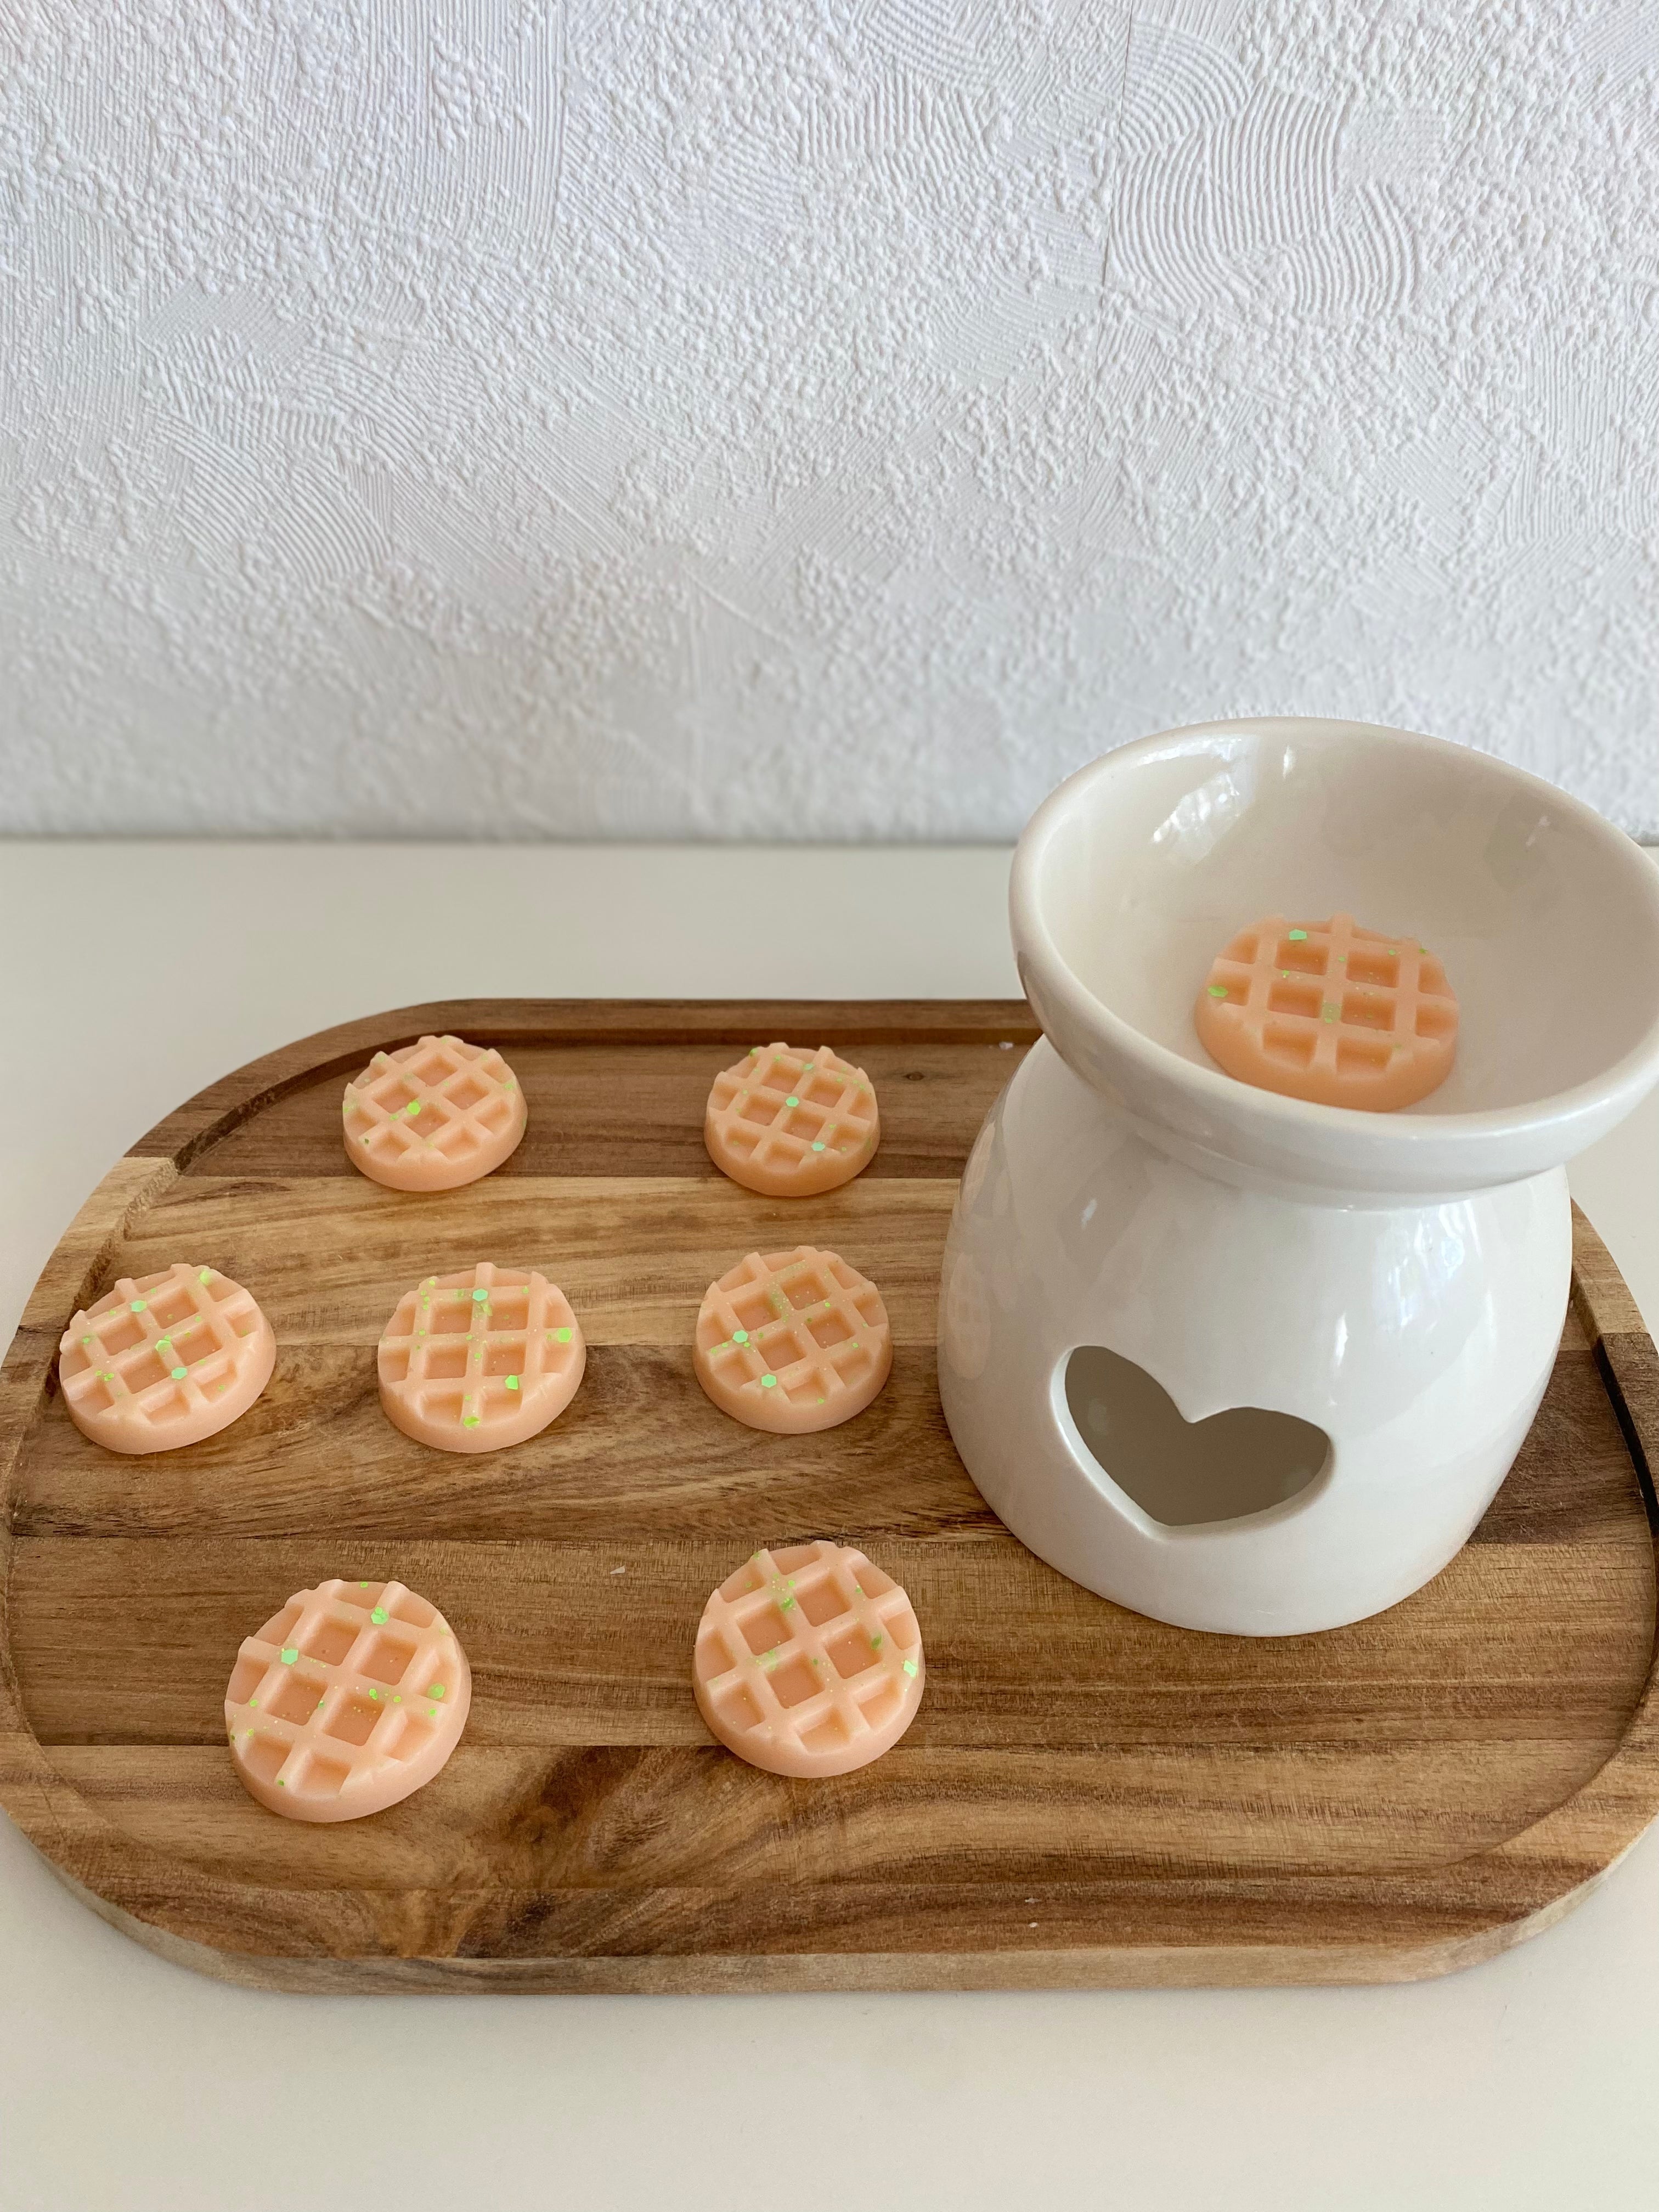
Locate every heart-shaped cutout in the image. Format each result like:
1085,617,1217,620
1063,1346,1329,1528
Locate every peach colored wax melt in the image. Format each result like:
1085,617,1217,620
704,1042,878,1197
693,1541,924,1778
58,1263,275,1454
344,1034,526,1191
226,1578,470,1821
695,1246,891,1434
379,1262,585,1452
1196,912,1459,1111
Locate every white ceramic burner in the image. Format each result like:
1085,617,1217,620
938,718,1659,1635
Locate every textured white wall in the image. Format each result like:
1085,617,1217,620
1,1,1656,840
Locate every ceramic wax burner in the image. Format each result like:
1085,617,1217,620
939,719,1659,1635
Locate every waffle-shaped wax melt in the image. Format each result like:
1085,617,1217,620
704,1043,878,1197
1195,913,1459,1110
58,1264,275,1454
344,1034,526,1191
695,1246,891,1434
379,1263,585,1452
693,1542,925,1778
226,1578,470,1821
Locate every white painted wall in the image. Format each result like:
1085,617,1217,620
1,1,1656,840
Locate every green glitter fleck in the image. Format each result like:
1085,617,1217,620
392,1694,402,1703
80,1333,92,1346
1206,984,1228,998
505,1374,520,1390
367,1688,379,1700
871,1632,883,1649
429,1706,439,1718
359,1579,370,1588
811,1140,826,1152
785,1095,800,1109
371,1606,388,1625
428,1683,445,1699
407,1100,421,1116
276,1777,286,1787
249,1696,259,1708
463,1413,481,1427
554,1327,572,1344
156,1336,171,1353
170,1365,187,1380
472,1286,488,1302
280,1646,298,1665
198,1268,211,1283
129,1299,146,1313
731,1328,748,1346
902,1658,918,1677
760,1374,777,1389
1288,928,1308,941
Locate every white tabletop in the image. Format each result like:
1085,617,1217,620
3,841,1657,2212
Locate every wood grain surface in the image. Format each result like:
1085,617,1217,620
1,999,1656,1994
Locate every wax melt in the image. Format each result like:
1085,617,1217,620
1196,912,1458,1110
226,1578,470,1821
57,1263,275,1454
379,1262,585,1451
692,1541,925,1778
344,1033,526,1190
704,1042,878,1196
695,1246,891,1434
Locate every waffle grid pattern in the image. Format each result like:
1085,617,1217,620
344,1034,522,1175
706,1043,877,1187
58,1263,267,1438
1201,913,1457,1095
694,1541,923,1773
226,1578,463,1811
698,1248,888,1415
378,1262,583,1441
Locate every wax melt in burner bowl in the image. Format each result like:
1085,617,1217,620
1195,911,1458,1110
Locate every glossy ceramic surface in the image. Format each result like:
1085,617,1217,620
940,1042,1568,1634
1011,719,1659,1198
945,718,1659,1633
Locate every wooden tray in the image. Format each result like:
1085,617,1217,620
2,1000,1657,1994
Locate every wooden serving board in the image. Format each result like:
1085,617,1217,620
2,999,1658,1994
